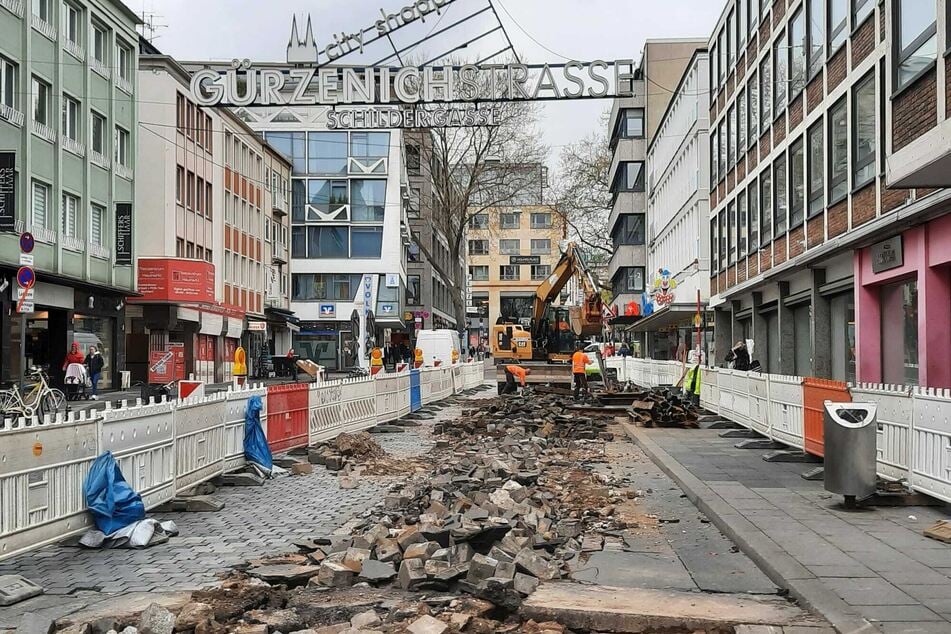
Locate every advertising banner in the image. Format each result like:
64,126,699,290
135,258,215,304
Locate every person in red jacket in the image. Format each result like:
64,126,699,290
62,341,85,370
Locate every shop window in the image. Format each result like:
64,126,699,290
830,293,856,383
74,314,114,389
881,279,919,385
793,303,812,375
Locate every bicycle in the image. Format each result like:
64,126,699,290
0,368,68,420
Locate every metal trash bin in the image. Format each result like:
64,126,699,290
823,401,878,503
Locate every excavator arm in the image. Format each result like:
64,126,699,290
531,243,603,337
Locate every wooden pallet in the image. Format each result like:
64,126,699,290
923,520,951,544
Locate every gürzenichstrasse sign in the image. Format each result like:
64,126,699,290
190,60,636,108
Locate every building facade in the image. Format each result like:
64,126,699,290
707,0,950,388
467,199,565,333
0,0,140,386
130,52,293,383
637,48,712,360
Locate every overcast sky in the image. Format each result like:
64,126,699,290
140,0,721,168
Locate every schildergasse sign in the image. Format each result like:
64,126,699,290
188,0,635,129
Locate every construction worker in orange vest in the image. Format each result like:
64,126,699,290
571,343,592,401
503,364,530,395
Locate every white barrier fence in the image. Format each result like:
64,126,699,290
0,360,489,562
607,357,951,506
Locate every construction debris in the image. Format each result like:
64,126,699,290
607,387,700,428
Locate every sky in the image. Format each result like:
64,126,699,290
138,0,722,168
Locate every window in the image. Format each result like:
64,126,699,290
719,211,727,267
612,214,646,247
718,123,726,177
613,108,644,142
63,2,81,46
738,191,748,258
304,179,347,218
351,180,385,222
90,203,104,246
613,161,644,192
738,0,746,49
530,212,552,229
738,89,747,154
499,265,519,281
115,126,130,166
175,166,184,203
531,265,551,281
718,29,725,82
91,111,106,154
500,211,521,229
807,122,824,217
32,180,49,228
853,0,873,25
829,0,848,52
468,265,489,281
760,53,772,126
749,0,759,34
351,227,383,258
499,239,520,254
32,76,50,126
710,133,719,184
828,97,848,202
307,132,347,174
727,9,736,67
266,132,306,173
774,154,787,235
789,136,805,227
728,199,737,264
115,40,132,83
186,171,194,208
405,275,421,305
195,177,204,214
350,131,389,159
789,11,806,97
711,217,719,272
880,279,919,385
853,72,876,186
760,169,772,245
748,70,759,143
405,143,421,174
710,44,718,92
621,267,645,293
0,56,16,110
468,239,489,255
807,0,824,77
305,226,349,258
32,0,50,22
61,192,78,237
530,239,550,254
727,105,736,165
92,23,108,64
773,33,787,111
469,213,488,229
206,182,212,218
895,1,937,88
748,180,759,249
62,95,79,141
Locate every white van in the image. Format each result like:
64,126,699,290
415,329,461,366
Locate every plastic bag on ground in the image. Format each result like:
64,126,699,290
79,519,179,549
82,451,146,534
244,395,273,472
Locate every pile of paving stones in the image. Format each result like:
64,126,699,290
307,432,387,472
620,388,700,428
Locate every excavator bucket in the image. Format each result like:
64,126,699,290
569,293,604,336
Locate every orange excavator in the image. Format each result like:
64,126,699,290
491,243,603,362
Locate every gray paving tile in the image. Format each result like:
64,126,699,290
853,604,942,622
822,577,919,606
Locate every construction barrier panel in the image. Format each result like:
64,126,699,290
802,377,851,458
419,368,433,406
767,374,805,449
338,378,378,434
850,383,912,482
174,392,228,492
375,372,409,424
224,384,268,473
266,383,310,454
410,369,422,412
747,372,770,437
909,387,951,503
700,366,718,412
309,380,343,445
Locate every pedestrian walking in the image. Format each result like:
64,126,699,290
571,344,592,401
62,341,85,369
84,345,105,400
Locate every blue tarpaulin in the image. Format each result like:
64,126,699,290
82,452,146,535
244,395,272,471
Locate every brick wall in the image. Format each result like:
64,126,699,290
892,69,937,152
788,225,805,258
711,99,718,122
718,271,727,293
760,246,772,272
737,258,748,283
852,16,875,67
916,188,939,200
947,61,951,120
759,130,772,160
711,187,719,209
748,146,759,171
772,0,785,29
718,90,725,114
852,182,876,227
774,234,788,265
828,199,848,237
718,180,725,201
728,264,737,287
738,53,747,82
879,4,885,41
760,14,771,50
727,73,735,101
749,255,759,277
806,214,825,249
738,159,747,182
882,186,907,214
806,72,824,115
828,47,847,91
773,115,787,145
747,37,758,68
789,94,803,129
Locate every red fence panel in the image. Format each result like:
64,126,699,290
802,377,851,458
266,383,310,453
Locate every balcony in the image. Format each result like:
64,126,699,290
271,243,288,265
0,103,24,127
31,120,56,144
61,135,85,157
272,195,287,217
0,0,22,18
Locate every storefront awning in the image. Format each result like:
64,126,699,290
200,312,224,336
225,317,243,339
626,303,705,333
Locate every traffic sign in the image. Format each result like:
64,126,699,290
19,232,34,253
19,253,33,266
17,301,34,313
16,266,35,289
15,287,34,300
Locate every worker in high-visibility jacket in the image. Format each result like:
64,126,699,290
683,350,703,405
571,344,592,401
502,364,530,395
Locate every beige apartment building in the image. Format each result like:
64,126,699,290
467,204,566,338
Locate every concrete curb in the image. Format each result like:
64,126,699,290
621,422,876,634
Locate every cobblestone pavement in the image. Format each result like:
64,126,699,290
0,390,490,628
638,425,951,633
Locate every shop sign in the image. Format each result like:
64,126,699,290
248,321,268,332
362,274,373,317
319,303,336,318
379,303,396,315
0,152,15,232
870,236,903,273
135,258,215,304
403,311,414,321
385,273,400,288
148,349,174,384
115,203,133,265
651,268,677,307
510,255,540,265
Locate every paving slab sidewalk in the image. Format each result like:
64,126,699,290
626,422,951,634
